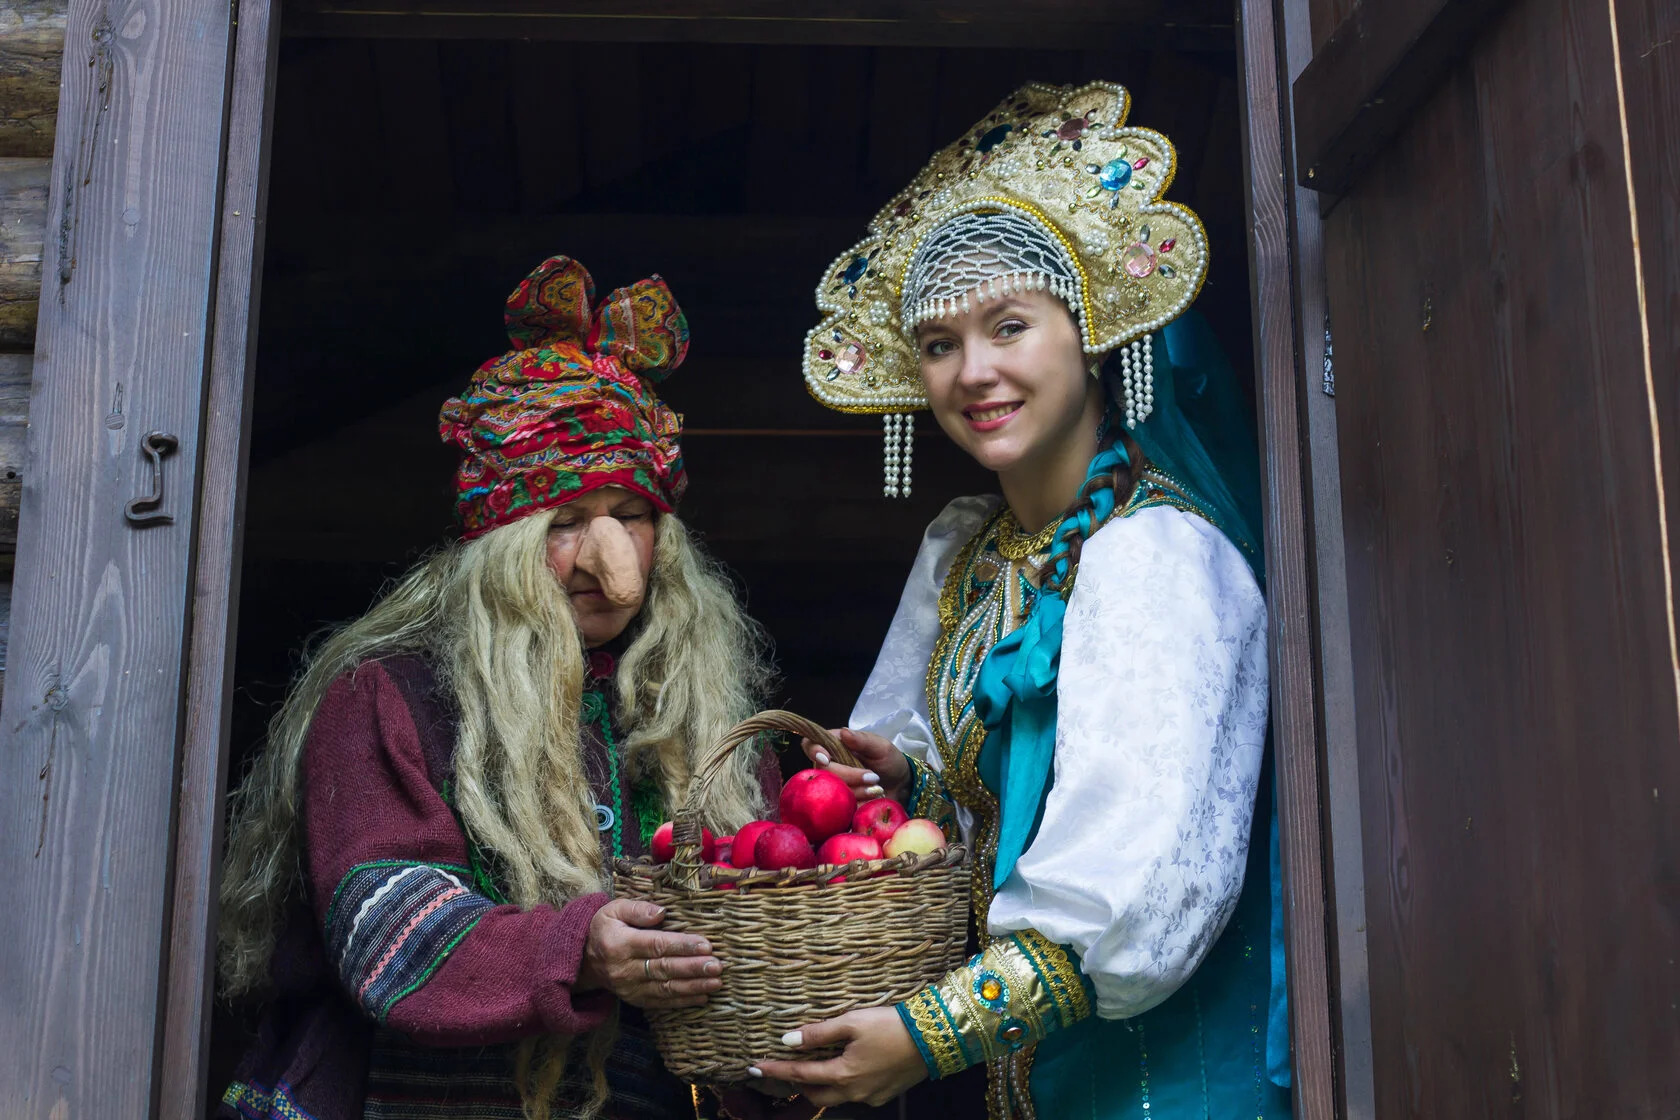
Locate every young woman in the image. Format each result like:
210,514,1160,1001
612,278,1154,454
217,256,783,1120
754,82,1292,1118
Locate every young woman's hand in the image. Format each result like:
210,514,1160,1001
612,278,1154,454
577,899,722,1009
800,728,912,804
749,1006,929,1107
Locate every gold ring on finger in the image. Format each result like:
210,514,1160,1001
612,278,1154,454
644,958,653,981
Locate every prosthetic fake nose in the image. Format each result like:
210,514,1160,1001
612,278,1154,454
574,515,644,608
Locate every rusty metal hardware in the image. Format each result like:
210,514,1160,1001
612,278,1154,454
124,431,179,526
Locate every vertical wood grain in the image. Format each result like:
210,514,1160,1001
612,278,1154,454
1322,0,1680,1111
1236,0,1339,1116
156,0,280,1113
0,0,233,1113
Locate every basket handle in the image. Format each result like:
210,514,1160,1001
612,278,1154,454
668,710,856,888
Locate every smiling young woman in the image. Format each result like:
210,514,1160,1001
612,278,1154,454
760,82,1288,1119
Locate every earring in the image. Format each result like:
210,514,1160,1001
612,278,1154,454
1122,336,1155,428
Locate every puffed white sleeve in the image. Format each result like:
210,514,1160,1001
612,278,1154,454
849,495,1000,834
987,505,1269,1020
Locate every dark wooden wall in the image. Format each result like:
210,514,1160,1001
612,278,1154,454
1314,0,1680,1113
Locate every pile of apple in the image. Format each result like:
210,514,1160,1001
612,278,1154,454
649,767,947,882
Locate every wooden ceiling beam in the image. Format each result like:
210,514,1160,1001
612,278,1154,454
281,0,1234,49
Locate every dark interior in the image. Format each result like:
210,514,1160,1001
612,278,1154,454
214,31,1251,1114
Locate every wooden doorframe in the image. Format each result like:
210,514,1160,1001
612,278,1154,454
137,2,1358,1113
1235,0,1373,1116
159,0,284,1113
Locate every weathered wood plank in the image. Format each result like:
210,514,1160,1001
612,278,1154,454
1292,0,1514,201
1235,0,1339,1115
0,0,236,1113
0,0,65,160
0,352,27,548
1279,0,1378,1113
1323,0,1680,1110
281,0,1234,47
0,157,47,351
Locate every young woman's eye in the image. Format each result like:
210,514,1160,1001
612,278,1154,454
923,338,957,357
996,319,1028,339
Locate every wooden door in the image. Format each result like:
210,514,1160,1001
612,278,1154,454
1294,0,1680,1114
0,0,280,1115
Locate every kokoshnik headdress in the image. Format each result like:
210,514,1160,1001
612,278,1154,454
802,81,1209,497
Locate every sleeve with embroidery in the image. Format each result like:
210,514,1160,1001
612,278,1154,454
895,930,1094,1078
850,494,1000,835
988,506,1270,1019
303,662,613,1046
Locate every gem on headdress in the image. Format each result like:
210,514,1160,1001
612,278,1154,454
832,330,844,343
1121,241,1159,279
825,367,841,381
842,255,870,284
1139,224,1151,242
818,348,834,361
836,341,869,374
976,124,1014,152
1057,116,1090,141
1098,159,1133,191
1158,263,1177,279
1160,238,1176,252
1133,156,1150,170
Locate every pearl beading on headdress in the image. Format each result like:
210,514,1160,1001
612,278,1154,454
901,211,1084,335
882,412,914,498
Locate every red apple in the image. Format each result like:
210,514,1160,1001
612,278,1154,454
709,834,734,862
710,852,738,891
731,820,778,868
779,769,856,844
754,823,817,871
649,821,713,864
852,797,911,846
884,818,948,858
817,832,884,865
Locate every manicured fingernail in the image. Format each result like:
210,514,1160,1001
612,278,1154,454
747,1066,763,1078
862,771,880,784
781,1030,803,1047
865,785,885,799
814,751,830,765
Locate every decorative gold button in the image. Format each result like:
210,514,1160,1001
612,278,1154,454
981,979,1002,1002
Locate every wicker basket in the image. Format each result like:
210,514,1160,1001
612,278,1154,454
611,710,970,1083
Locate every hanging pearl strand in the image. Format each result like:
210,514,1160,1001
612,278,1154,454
901,413,914,498
883,413,901,498
1122,336,1156,428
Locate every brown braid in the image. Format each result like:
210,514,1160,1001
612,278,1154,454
1038,428,1149,594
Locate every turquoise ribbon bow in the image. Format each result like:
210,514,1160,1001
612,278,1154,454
974,444,1128,890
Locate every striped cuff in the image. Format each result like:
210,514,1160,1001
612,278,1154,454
905,754,958,838
896,930,1096,1078
325,860,495,1022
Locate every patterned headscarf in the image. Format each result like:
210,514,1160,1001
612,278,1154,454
439,255,690,539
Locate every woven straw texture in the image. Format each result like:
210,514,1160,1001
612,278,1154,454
612,711,970,1083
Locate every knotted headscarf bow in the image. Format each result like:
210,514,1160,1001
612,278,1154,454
440,255,690,539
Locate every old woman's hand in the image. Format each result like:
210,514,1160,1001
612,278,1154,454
578,899,722,1009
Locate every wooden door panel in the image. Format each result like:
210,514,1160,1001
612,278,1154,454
0,0,236,1113
1314,0,1680,1112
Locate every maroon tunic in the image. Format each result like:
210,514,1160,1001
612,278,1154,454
219,652,784,1120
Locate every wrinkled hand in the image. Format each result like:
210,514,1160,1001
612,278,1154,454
577,899,722,1010
749,1006,929,1108
801,728,911,805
